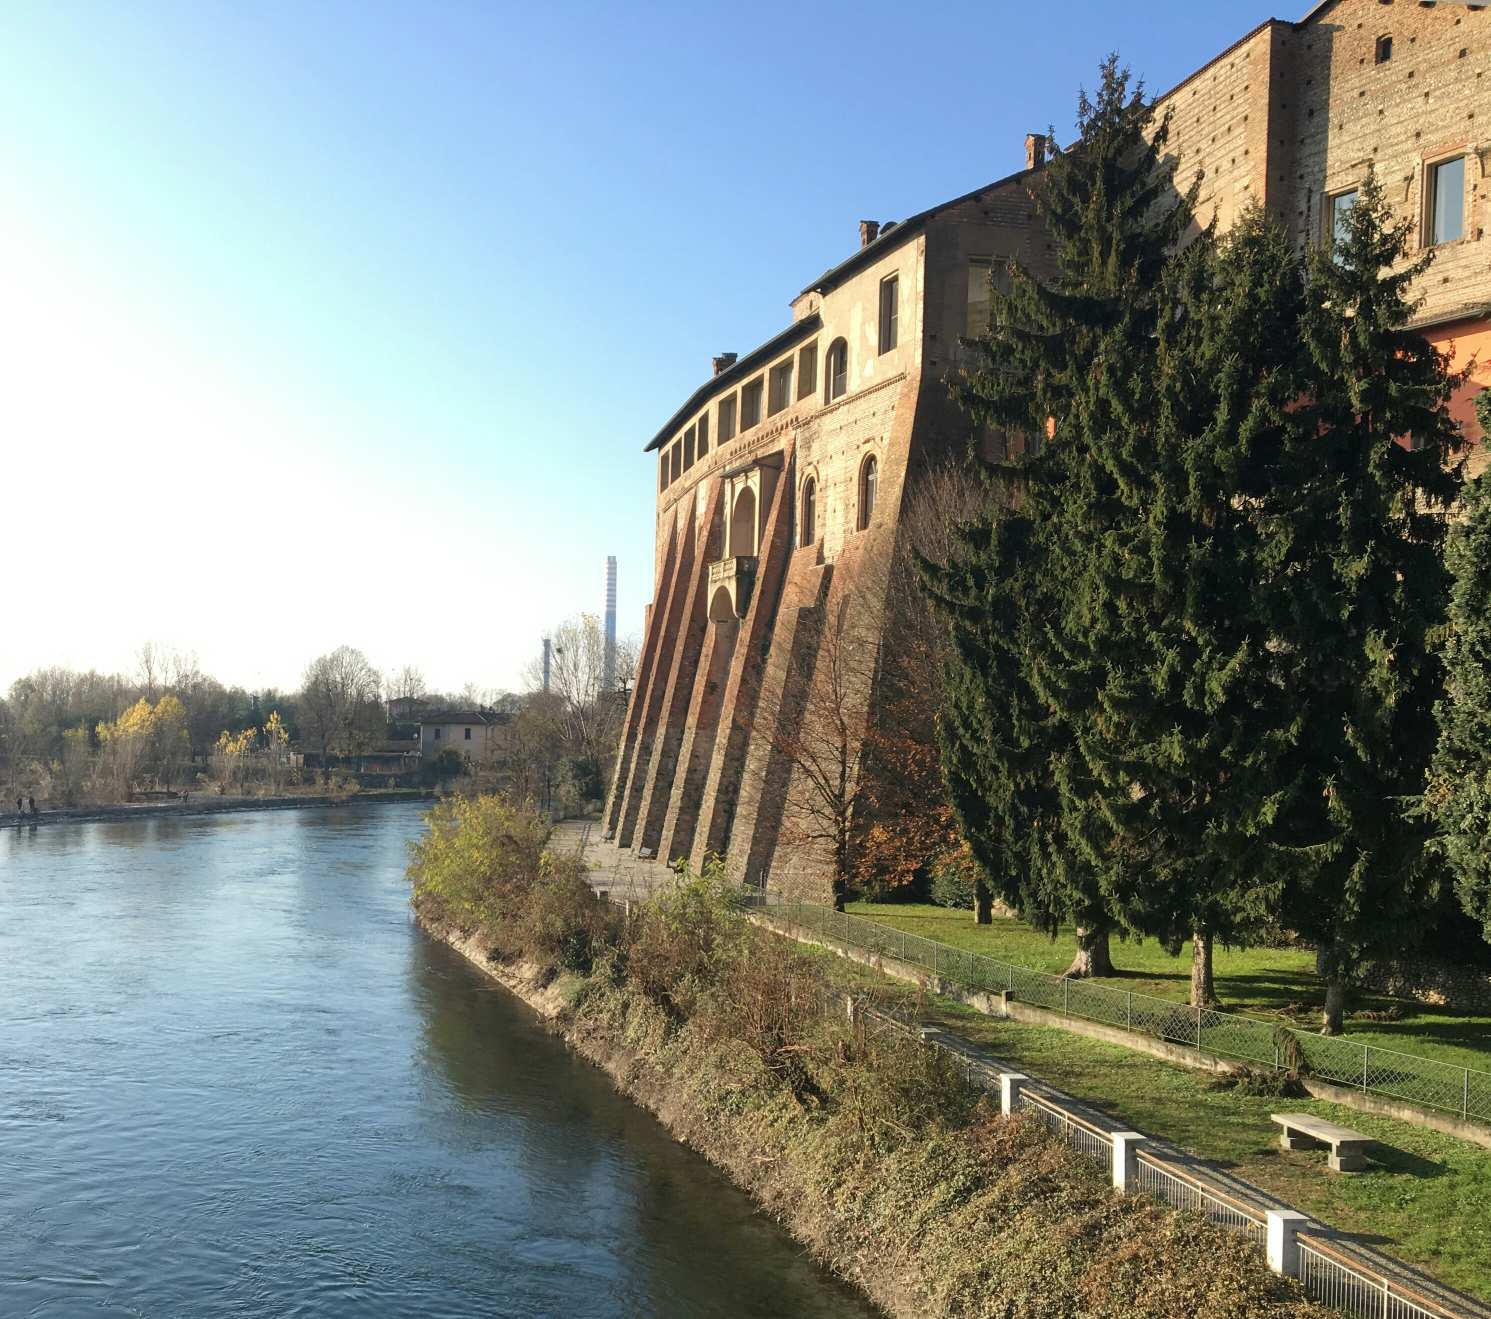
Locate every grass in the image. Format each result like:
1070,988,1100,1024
846,901,1491,1075
805,943,1491,1304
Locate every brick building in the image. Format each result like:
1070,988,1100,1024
600,0,1490,901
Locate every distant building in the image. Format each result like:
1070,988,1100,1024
418,709,512,768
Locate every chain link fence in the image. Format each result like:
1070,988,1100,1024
746,897,1491,1126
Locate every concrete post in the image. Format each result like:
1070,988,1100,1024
1266,1210,1309,1278
1000,1073,1028,1117
1110,1132,1146,1194
845,995,857,1026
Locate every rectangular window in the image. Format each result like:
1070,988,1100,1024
1430,157,1466,246
697,411,709,458
670,442,681,482
719,395,737,442
879,274,899,353
797,344,817,400
768,360,793,415
1329,189,1359,249
683,425,696,470
434,727,441,740
660,452,669,491
741,377,763,429
464,727,472,741
966,259,992,338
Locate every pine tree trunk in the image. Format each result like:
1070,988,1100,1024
1316,944,1347,1035
1321,979,1347,1036
1063,924,1113,978
1190,927,1218,1008
973,878,994,926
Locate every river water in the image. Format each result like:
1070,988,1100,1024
0,803,876,1318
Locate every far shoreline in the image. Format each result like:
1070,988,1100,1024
7,789,436,830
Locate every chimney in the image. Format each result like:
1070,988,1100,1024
1025,133,1048,171
712,352,737,376
859,219,880,248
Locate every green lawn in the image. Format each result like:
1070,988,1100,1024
846,901,1491,1075
804,944,1491,1303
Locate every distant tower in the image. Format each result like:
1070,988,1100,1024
542,636,552,693
603,556,618,691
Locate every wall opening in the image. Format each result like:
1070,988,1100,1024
730,487,758,557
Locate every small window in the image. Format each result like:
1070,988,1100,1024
464,727,472,741
768,359,793,415
671,442,682,482
797,344,817,400
1375,34,1393,64
878,275,898,353
719,395,737,443
741,377,764,429
966,259,992,338
434,727,441,740
801,477,816,547
683,426,697,470
1329,189,1359,250
697,411,709,459
826,339,848,401
660,452,669,492
1429,156,1466,246
858,455,878,530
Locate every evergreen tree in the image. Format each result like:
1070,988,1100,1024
1063,213,1308,1006
1428,395,1491,943
935,56,1198,976
1268,174,1464,1033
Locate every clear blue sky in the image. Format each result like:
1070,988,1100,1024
0,0,1282,696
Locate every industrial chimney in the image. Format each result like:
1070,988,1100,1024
603,556,618,692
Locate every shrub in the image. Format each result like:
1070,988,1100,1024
520,850,612,974
625,856,745,1018
407,793,551,935
929,852,978,910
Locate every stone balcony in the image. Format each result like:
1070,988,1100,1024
708,555,758,620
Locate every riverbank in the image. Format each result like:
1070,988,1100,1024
420,909,1326,1319
11,788,435,828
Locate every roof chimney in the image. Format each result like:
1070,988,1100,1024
712,352,737,376
859,219,880,248
1025,133,1048,171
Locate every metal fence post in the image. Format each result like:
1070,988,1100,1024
1363,1044,1370,1093
1195,1001,1203,1051
933,942,939,977
1126,990,1133,1032
1466,1069,1472,1120
1063,978,1069,1016
900,928,906,963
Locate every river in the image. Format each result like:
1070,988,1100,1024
0,803,877,1318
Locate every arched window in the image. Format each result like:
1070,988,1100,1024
800,477,816,547
825,339,848,402
730,487,757,558
858,455,877,530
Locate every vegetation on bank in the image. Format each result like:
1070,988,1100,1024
409,794,1328,1319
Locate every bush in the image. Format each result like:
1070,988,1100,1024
929,853,978,910
407,793,551,935
625,856,745,1019
520,850,612,974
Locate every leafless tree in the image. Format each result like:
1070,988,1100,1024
386,665,429,704
768,591,884,911
522,613,639,793
299,646,383,771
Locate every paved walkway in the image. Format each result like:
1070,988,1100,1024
551,816,672,901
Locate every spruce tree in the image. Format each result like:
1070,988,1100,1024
1063,212,1308,1006
1428,397,1491,943
935,56,1197,977
1268,174,1464,1033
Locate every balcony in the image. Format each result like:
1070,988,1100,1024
707,555,758,620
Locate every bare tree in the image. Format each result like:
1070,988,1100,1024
386,665,429,704
769,592,883,911
522,614,639,795
299,646,383,772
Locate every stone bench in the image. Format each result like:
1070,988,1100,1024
1271,1112,1374,1173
